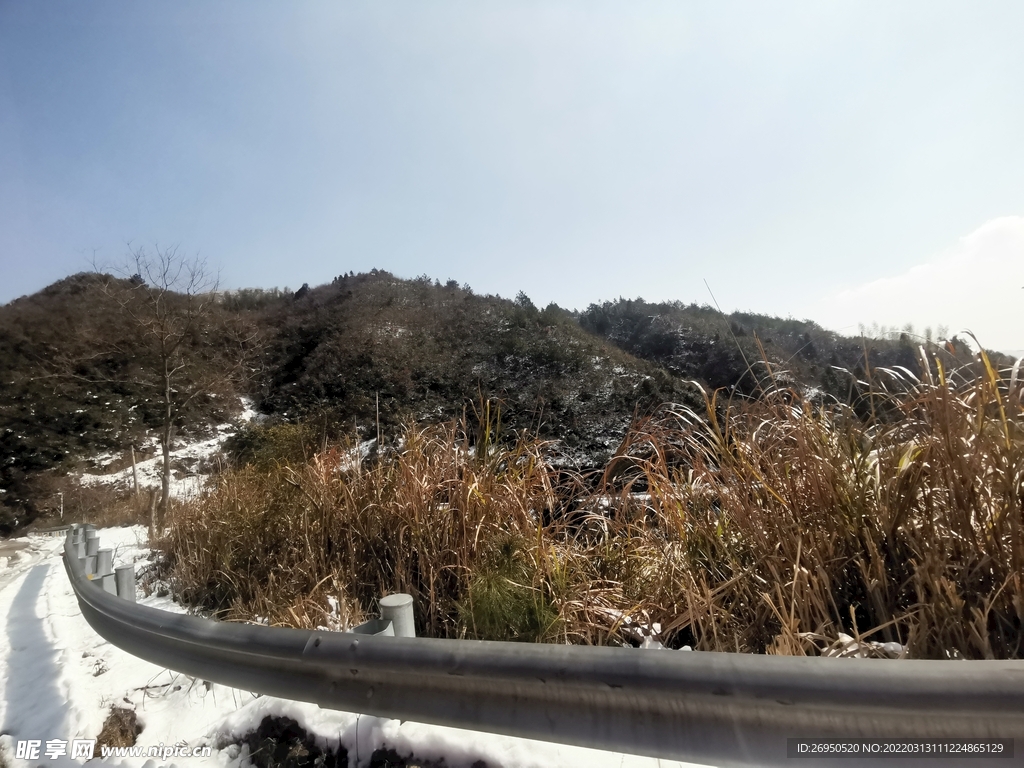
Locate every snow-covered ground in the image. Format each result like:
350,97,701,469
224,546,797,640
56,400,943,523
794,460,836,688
0,526,711,768
79,431,231,502
77,399,261,501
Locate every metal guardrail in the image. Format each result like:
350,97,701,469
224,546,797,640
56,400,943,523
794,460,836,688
62,536,1024,767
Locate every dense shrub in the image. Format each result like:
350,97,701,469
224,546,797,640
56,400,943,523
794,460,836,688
577,297,1005,401
252,271,695,464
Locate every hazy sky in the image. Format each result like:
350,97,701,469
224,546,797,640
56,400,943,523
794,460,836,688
2,2,1022,351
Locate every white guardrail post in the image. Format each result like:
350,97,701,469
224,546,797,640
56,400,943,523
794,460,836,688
70,526,85,558
96,548,116,594
350,593,415,637
379,593,415,638
83,528,99,576
115,565,136,602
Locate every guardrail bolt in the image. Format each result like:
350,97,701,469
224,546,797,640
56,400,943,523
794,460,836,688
115,565,136,602
379,593,415,638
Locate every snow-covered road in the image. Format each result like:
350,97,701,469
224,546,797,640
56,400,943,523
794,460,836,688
0,527,709,768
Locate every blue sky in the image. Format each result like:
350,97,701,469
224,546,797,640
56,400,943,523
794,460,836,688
2,2,1022,350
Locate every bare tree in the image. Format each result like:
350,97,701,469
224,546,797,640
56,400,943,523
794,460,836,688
98,244,224,533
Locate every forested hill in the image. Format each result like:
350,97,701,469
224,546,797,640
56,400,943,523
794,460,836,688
0,268,997,532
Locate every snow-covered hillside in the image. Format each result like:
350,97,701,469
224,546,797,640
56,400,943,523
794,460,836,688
77,400,261,502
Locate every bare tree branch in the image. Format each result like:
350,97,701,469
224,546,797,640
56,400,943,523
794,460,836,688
93,244,227,534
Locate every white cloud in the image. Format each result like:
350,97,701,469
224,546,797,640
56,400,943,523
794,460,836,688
804,216,1024,353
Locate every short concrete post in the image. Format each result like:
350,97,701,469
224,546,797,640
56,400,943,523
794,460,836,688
74,541,86,559
115,565,136,602
97,549,113,577
84,555,98,577
101,573,117,594
379,593,415,638
85,534,99,557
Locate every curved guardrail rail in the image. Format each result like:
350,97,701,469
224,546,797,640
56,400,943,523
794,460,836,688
62,538,1024,767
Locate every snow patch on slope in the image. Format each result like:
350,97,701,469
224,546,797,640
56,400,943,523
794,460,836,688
77,398,257,501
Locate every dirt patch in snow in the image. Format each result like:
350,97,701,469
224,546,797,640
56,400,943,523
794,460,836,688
96,705,142,749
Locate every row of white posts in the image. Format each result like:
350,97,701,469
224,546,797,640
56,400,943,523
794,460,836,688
65,523,414,634
66,524,136,601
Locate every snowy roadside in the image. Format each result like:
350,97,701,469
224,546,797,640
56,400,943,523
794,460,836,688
0,526,710,768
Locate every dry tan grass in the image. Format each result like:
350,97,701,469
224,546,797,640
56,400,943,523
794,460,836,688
42,477,153,530
168,420,570,638
167,351,1024,658
614,348,1024,658
95,706,141,749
